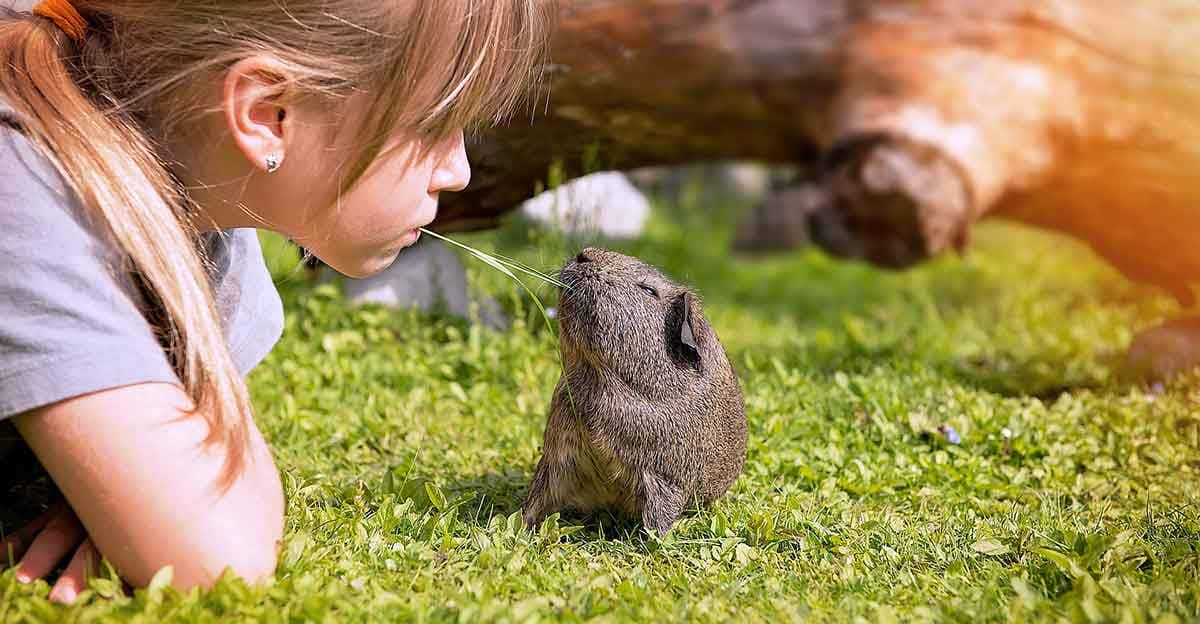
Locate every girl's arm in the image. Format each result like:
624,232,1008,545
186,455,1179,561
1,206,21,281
13,381,284,592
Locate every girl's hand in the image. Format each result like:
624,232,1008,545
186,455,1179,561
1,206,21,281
3,502,101,604
12,382,284,593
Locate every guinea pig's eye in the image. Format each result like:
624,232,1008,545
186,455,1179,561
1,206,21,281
638,283,659,298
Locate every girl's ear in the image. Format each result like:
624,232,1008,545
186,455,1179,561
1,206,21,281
222,55,293,173
675,292,702,369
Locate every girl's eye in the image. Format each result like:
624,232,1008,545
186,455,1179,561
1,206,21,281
638,283,659,298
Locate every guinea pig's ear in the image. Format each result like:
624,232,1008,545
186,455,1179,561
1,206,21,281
676,292,701,366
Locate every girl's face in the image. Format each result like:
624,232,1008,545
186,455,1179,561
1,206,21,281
273,120,472,278
264,113,472,278
181,62,472,278
186,84,472,279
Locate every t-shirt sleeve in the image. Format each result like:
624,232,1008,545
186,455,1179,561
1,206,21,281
0,129,178,420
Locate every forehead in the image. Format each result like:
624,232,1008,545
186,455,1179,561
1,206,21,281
610,253,674,282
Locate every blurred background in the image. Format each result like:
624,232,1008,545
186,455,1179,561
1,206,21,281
7,0,1198,378
284,0,1200,384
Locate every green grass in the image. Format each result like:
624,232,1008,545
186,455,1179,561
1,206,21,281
3,195,1199,622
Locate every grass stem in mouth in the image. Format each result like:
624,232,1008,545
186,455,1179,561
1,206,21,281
419,228,569,289
418,228,562,338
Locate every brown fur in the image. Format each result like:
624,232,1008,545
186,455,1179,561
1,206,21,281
521,248,747,535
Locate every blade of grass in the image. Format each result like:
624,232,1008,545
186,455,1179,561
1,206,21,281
419,229,559,336
476,248,568,284
417,228,577,418
420,229,568,289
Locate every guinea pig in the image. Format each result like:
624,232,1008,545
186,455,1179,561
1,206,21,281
521,247,747,535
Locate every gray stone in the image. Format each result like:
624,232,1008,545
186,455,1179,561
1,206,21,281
325,236,509,330
628,162,776,204
520,171,650,240
1126,316,1200,382
715,163,772,200
733,182,826,253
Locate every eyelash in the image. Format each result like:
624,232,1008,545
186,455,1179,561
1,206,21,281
638,284,659,298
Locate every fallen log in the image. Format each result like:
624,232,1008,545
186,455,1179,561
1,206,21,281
438,0,838,230
436,0,1200,303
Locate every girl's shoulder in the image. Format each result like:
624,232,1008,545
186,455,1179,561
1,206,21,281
0,110,283,421
0,118,179,419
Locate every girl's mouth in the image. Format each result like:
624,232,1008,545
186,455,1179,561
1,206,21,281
397,228,421,249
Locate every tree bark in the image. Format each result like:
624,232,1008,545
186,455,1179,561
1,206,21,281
436,0,841,230
436,0,1200,301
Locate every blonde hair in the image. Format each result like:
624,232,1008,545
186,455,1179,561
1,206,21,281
0,1,554,482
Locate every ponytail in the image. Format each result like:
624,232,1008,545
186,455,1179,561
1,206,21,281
0,12,253,483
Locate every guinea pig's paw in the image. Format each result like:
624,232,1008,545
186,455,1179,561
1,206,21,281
520,463,562,530
640,473,687,537
520,494,553,531
641,514,679,539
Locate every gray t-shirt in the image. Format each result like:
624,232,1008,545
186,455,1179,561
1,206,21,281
0,114,284,423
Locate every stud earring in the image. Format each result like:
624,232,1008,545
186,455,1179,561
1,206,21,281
265,153,284,173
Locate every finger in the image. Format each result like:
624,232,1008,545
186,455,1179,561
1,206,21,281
17,502,65,540
14,508,84,582
1,536,22,567
1,534,28,567
2,503,65,566
49,539,99,605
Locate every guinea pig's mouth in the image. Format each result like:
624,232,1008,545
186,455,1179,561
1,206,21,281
555,259,606,355
557,258,602,292
557,262,592,318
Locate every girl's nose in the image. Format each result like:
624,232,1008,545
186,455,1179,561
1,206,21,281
429,130,471,193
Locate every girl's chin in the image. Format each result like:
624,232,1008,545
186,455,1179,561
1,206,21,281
317,229,424,278
367,230,421,272
398,227,422,248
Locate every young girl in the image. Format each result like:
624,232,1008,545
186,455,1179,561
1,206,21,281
0,0,552,604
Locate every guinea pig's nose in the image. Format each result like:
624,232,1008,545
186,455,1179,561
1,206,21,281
575,250,593,263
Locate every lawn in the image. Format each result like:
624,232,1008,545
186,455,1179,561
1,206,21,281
2,192,1199,622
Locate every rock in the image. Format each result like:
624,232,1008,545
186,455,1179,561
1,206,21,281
628,162,774,205
733,182,826,253
520,171,650,240
714,163,773,200
324,236,509,330
1126,316,1200,382
624,166,684,199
